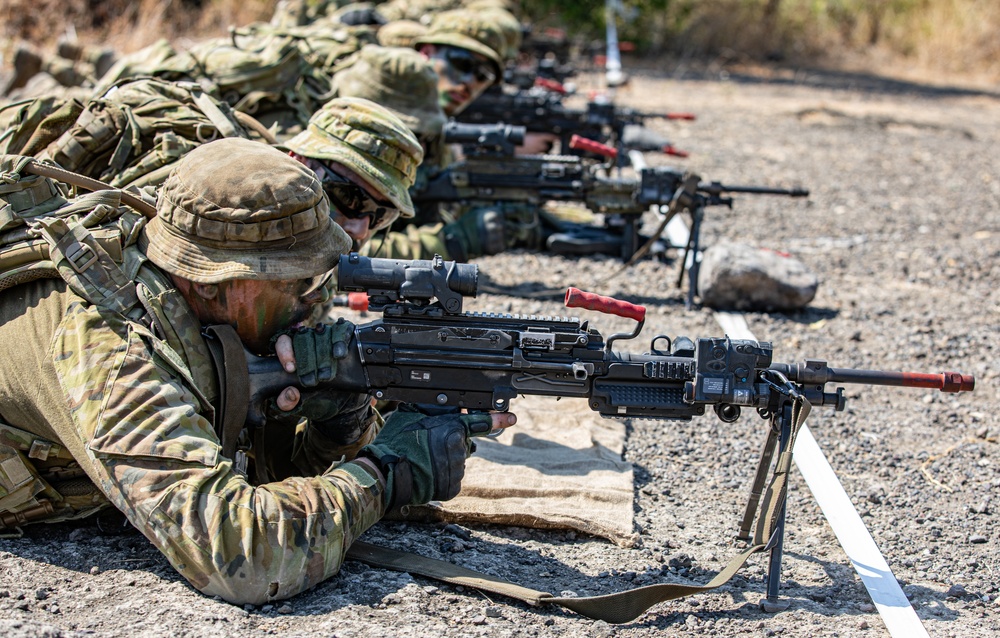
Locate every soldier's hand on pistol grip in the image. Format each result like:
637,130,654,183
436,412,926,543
358,406,495,511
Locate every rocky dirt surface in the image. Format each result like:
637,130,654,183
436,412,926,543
1,66,998,638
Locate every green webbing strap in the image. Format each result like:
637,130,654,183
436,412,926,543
347,396,813,624
33,216,139,316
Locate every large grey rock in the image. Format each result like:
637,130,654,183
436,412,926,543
698,241,819,311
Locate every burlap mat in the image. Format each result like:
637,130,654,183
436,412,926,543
413,396,638,548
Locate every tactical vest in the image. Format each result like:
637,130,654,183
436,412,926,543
0,155,223,532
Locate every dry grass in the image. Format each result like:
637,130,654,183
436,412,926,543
2,0,998,85
1,0,277,60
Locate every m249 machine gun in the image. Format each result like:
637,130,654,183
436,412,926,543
423,122,808,306
245,255,975,622
455,87,695,162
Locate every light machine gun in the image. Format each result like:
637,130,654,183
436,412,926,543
245,255,975,610
422,122,809,306
455,88,694,162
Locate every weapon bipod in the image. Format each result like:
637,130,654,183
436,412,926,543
738,402,797,612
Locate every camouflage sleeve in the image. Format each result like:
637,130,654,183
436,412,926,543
362,222,453,260
49,300,386,605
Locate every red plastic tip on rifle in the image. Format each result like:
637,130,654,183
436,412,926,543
535,77,567,94
331,292,369,311
569,134,618,159
901,371,976,392
665,112,697,121
663,145,689,158
940,372,975,393
565,287,646,322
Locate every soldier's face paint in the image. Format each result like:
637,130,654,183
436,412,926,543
425,45,495,116
199,277,332,355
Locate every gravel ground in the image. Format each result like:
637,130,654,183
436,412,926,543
1,65,998,638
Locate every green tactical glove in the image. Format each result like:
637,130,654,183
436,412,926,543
274,318,355,387
441,208,506,261
267,389,376,446
359,405,494,510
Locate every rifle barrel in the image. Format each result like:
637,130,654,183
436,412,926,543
699,184,809,197
769,363,975,393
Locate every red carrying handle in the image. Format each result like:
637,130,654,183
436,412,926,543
665,112,697,121
663,145,690,158
569,134,618,159
535,77,568,94
565,287,646,322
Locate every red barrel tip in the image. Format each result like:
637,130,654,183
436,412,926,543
941,372,975,393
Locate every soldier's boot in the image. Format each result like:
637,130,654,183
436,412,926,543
6,45,43,93
56,39,117,79
441,209,506,262
42,57,95,88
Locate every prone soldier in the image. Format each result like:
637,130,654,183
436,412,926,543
0,133,514,603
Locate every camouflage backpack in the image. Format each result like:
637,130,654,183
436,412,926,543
29,78,252,191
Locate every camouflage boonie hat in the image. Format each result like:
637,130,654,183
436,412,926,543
145,137,351,284
413,9,505,81
332,45,446,137
284,97,423,218
477,8,521,61
377,20,428,48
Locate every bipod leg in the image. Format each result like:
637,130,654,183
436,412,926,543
681,207,704,310
761,403,794,612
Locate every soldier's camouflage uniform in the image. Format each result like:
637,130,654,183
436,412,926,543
361,10,520,261
0,138,391,605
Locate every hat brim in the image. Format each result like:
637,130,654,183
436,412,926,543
285,129,416,219
413,34,503,84
142,211,351,284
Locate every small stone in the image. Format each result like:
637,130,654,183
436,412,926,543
444,541,465,553
471,614,487,625
859,602,875,612
538,571,551,578
48,604,60,614
89,566,100,575
260,604,274,613
969,534,988,544
382,593,402,605
946,584,968,598
976,426,989,439
859,619,870,630
559,590,578,598
443,524,472,542
970,502,990,515
243,604,254,612
277,604,293,614
422,586,439,595
34,589,48,601
484,606,502,618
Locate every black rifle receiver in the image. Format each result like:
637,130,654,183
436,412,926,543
247,255,974,427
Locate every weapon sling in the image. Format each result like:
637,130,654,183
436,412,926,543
346,395,812,624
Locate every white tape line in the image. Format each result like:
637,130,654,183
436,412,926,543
713,312,928,637
795,428,928,637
